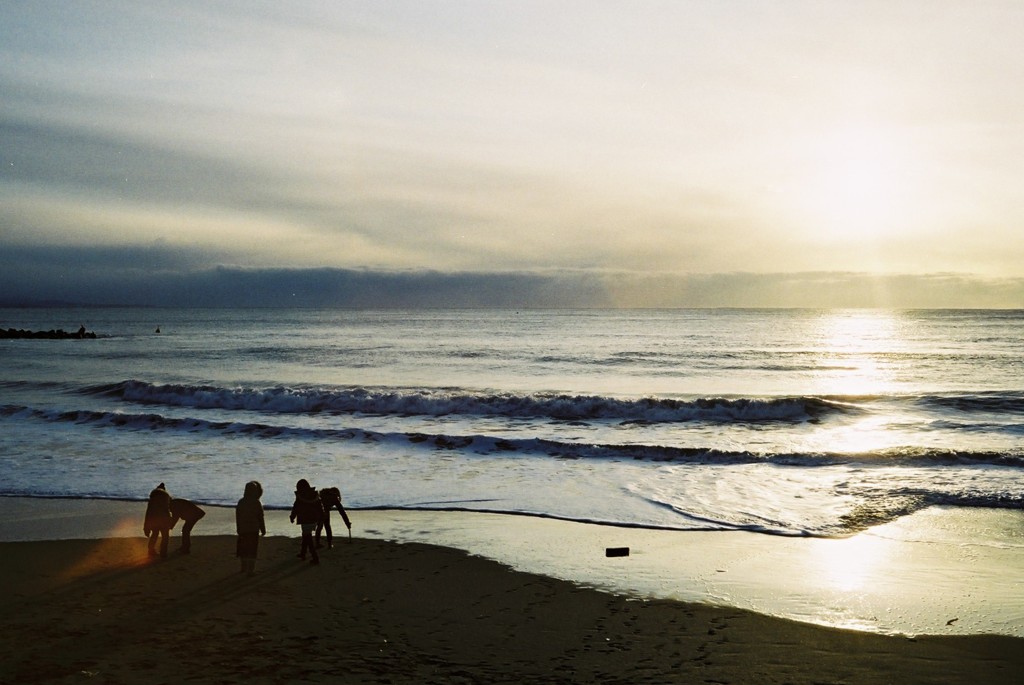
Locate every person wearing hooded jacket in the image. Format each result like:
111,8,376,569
143,483,173,558
235,480,266,576
289,479,323,564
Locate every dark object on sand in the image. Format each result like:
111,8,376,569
1,327,97,339
605,547,630,557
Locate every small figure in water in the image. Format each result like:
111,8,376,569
236,481,266,576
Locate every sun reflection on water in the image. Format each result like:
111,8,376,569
817,415,898,455
811,310,909,397
812,532,890,593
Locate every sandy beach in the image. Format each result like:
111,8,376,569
0,498,1022,684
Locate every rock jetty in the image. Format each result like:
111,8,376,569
1,326,97,339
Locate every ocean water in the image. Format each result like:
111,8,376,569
2,307,1023,540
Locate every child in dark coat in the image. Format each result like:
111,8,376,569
143,483,173,558
236,481,266,576
289,479,323,564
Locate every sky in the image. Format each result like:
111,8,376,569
2,1,1023,308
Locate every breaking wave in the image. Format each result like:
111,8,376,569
84,379,849,424
4,402,1023,470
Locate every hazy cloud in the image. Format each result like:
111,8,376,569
1,243,1020,309
3,2,1024,306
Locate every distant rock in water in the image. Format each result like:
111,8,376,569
0,326,98,340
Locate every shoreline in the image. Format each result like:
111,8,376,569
2,537,1021,684
1,496,1022,640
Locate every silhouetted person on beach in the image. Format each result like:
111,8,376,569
169,497,206,554
289,479,323,565
315,486,352,549
143,483,173,558
236,481,266,576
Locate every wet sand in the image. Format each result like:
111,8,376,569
0,498,1022,683
3,497,1021,638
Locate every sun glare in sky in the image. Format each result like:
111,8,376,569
2,2,1023,307
796,124,922,243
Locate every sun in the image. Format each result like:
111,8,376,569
796,124,921,241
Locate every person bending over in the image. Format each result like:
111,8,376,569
169,497,206,554
315,486,352,549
